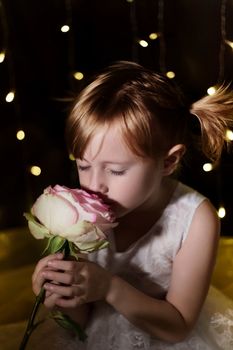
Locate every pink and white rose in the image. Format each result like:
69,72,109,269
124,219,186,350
24,185,117,252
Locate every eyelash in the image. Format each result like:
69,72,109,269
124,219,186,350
109,170,126,176
77,165,90,172
77,166,126,176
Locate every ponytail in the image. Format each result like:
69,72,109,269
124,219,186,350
190,85,233,164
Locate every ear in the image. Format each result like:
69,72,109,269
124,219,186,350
163,144,186,176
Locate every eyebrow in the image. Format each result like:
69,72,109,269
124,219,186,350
81,158,131,165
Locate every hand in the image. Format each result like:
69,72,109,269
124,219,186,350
32,252,64,309
42,258,112,308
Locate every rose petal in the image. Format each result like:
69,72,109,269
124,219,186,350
32,193,78,235
28,219,50,239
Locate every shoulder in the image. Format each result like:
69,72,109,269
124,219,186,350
192,199,220,232
165,182,208,239
185,198,220,248
177,198,220,276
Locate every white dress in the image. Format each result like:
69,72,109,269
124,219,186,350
26,182,233,349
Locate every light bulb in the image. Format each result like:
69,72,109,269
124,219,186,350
225,40,233,49
226,129,233,141
203,163,213,172
0,51,5,63
207,86,216,95
73,72,84,80
6,91,15,102
218,206,226,218
69,153,75,161
166,71,175,79
16,130,25,141
30,166,41,176
149,33,158,40
138,40,148,48
61,25,70,33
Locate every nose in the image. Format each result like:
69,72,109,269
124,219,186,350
87,172,108,194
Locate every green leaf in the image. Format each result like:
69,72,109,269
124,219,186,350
41,237,53,256
68,241,79,259
78,239,109,253
47,236,67,254
50,310,87,342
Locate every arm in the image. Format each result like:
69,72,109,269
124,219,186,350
106,199,220,342
43,200,219,342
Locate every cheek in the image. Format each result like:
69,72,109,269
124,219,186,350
78,172,88,188
111,176,149,207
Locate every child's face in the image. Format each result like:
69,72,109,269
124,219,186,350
76,123,165,218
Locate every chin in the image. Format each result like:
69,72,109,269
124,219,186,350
114,206,133,219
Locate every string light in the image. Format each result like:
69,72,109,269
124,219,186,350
61,25,70,33
138,39,148,48
0,51,5,63
166,71,175,79
69,153,75,161
218,206,226,218
226,129,233,141
73,71,84,80
5,91,15,102
203,163,213,172
30,166,41,176
207,86,216,95
225,40,233,49
16,130,25,141
149,32,158,40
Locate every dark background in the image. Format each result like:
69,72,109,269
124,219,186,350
0,0,232,235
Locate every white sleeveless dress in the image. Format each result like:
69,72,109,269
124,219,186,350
26,182,233,349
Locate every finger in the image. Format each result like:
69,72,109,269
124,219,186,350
32,253,64,284
44,282,83,298
47,259,84,273
44,292,61,309
32,258,64,296
55,295,86,308
42,269,75,285
32,265,60,295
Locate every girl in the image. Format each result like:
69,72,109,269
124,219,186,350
32,61,233,349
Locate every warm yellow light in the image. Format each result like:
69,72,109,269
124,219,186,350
149,32,158,40
61,25,70,33
69,153,75,161
226,129,233,141
73,72,84,80
207,86,216,95
138,40,148,48
16,130,25,141
166,71,175,79
126,0,134,2
218,206,226,219
30,166,41,176
0,51,5,63
5,91,15,102
203,163,213,172
225,40,233,49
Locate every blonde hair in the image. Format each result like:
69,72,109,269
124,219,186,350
66,61,233,165
190,85,233,163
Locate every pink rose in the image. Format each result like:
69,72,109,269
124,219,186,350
24,185,117,252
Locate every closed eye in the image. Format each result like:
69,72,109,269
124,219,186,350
77,165,90,172
110,169,126,176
